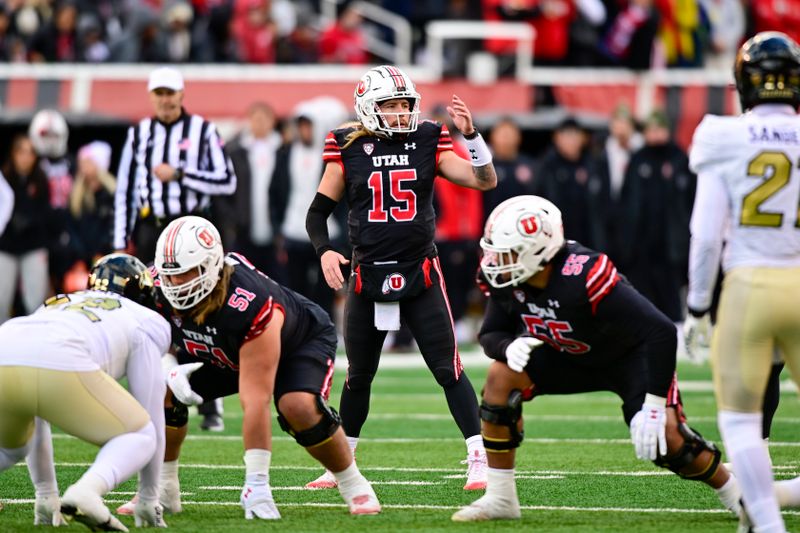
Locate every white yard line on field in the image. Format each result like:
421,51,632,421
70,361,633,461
47,433,800,447
19,463,799,475
2,498,800,516
200,481,445,491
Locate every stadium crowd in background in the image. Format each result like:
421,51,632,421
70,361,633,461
0,0,788,71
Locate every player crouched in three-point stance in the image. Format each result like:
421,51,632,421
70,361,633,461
118,216,380,520
452,196,741,522
0,254,170,531
685,31,800,532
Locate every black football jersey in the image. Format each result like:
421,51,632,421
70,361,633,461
155,252,334,373
323,121,453,263
479,241,676,373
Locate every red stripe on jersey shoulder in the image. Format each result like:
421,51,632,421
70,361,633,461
244,297,283,342
322,131,341,163
437,124,454,156
585,254,620,314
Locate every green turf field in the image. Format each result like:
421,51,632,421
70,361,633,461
1,354,798,532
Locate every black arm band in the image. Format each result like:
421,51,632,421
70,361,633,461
306,192,339,258
462,128,480,140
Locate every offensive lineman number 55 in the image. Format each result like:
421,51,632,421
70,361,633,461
742,151,800,227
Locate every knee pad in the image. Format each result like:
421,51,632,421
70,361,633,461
432,366,458,388
165,403,189,428
653,423,721,481
345,372,374,392
277,395,342,448
479,389,524,452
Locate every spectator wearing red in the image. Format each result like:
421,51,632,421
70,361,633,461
600,0,660,69
232,0,276,63
431,105,484,343
482,0,576,64
749,0,800,45
319,3,368,64
28,1,78,62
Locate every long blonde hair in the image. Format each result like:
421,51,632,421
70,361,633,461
69,170,116,218
183,263,233,325
341,121,375,150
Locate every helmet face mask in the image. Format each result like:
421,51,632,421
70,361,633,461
29,109,69,159
354,65,421,137
155,216,224,310
88,253,156,308
735,31,800,111
480,196,565,289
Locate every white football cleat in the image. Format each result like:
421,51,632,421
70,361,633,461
61,484,129,532
463,450,488,490
134,499,167,528
159,478,182,514
341,480,381,515
115,494,137,516
451,494,521,522
305,469,338,489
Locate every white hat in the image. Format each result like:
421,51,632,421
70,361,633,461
78,141,112,173
148,67,184,92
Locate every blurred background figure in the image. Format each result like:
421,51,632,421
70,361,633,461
533,116,609,251
431,104,484,344
616,109,695,321
27,0,78,62
273,96,348,318
600,103,643,262
318,2,368,64
64,141,116,292
28,109,75,295
0,135,51,323
599,0,659,69
484,116,537,219
232,0,277,63
220,101,286,282
698,0,744,70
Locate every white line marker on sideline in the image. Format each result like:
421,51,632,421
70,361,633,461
199,481,445,491
3,499,800,516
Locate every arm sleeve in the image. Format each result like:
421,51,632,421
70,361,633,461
306,192,339,257
113,126,138,250
0,172,13,236
686,170,728,312
181,123,237,195
126,317,170,502
478,297,517,361
594,281,677,397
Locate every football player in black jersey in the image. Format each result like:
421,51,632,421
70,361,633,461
452,195,741,522
117,216,381,520
305,65,497,490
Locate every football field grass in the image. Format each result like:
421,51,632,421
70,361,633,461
1,352,799,532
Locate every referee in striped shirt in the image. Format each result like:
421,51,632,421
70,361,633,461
113,67,236,264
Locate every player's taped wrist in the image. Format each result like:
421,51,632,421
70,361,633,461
463,132,492,167
643,393,667,408
244,449,271,478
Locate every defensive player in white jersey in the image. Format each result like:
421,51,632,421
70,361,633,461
0,253,171,531
686,31,800,532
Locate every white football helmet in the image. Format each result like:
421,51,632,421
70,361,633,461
480,195,565,288
155,216,224,310
354,65,420,136
29,109,69,158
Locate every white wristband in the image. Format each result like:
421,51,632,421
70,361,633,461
463,133,492,167
643,393,667,407
244,448,271,477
